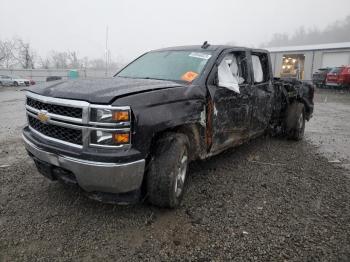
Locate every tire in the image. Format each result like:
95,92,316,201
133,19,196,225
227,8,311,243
0,82,2,87
147,133,189,208
285,102,305,141
13,82,18,87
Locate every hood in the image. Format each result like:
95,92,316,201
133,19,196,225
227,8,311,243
28,77,184,104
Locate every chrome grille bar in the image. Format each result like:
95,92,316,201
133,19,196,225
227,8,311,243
25,91,131,149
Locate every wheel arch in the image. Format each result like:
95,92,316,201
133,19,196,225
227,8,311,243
148,123,205,162
297,97,312,120
141,123,204,194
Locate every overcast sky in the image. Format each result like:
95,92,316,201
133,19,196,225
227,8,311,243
1,0,349,62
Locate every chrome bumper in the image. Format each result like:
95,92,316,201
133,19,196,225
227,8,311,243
23,135,145,194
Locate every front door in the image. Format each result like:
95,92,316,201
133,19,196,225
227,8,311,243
206,50,253,154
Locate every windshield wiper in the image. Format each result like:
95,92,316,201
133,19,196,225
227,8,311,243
139,77,167,81
116,76,166,81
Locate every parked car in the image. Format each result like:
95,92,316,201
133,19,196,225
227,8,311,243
312,67,332,88
23,44,314,208
46,76,62,82
0,75,30,86
326,66,350,89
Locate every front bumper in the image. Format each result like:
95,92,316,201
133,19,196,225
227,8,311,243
23,134,146,194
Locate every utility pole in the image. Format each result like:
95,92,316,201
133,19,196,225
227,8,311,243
105,26,109,77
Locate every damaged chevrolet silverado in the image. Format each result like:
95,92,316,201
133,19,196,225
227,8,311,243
23,43,314,208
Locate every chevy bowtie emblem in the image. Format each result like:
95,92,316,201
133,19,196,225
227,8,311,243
38,110,50,123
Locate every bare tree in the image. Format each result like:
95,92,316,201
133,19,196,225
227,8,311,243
12,38,36,69
0,41,5,62
0,39,17,68
48,51,83,69
2,39,123,71
50,51,69,69
67,51,79,68
1,36,127,70
38,57,51,69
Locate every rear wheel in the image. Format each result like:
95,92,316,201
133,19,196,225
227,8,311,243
13,82,18,87
147,133,189,208
0,81,2,86
285,102,305,141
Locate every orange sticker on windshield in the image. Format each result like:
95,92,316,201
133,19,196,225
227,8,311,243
181,71,198,82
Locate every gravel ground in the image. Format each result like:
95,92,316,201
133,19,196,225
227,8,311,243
306,89,350,170
0,87,350,261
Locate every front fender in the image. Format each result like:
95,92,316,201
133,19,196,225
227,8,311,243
113,85,206,157
136,99,205,154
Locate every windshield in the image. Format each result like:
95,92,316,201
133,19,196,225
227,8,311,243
330,67,343,74
117,50,212,82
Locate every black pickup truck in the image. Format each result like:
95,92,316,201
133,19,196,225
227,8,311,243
23,44,314,208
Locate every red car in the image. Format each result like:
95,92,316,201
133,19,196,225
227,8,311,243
326,66,350,89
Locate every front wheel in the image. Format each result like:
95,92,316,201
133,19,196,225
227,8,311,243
147,133,189,208
285,102,305,141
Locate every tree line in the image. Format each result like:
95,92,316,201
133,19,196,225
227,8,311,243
0,37,121,70
262,15,350,47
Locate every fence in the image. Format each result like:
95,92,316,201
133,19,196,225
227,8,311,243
0,68,118,83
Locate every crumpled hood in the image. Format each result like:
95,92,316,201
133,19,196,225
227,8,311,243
28,77,184,104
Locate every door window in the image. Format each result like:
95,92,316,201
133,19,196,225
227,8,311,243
218,52,247,93
252,55,263,83
252,53,270,84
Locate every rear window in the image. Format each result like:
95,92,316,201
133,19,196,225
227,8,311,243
330,67,344,74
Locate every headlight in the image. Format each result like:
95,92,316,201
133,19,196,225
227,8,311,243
90,108,130,123
90,130,130,147
89,106,131,148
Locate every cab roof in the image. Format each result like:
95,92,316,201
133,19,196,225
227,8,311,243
152,45,269,54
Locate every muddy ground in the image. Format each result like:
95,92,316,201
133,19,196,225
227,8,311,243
0,87,349,261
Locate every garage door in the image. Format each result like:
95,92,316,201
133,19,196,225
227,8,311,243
322,52,350,68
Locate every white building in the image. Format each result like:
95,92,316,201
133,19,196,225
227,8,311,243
267,42,350,81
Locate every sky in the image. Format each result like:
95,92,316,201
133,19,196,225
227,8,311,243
1,0,350,62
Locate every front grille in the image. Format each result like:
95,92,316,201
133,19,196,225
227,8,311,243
27,97,83,119
28,115,83,145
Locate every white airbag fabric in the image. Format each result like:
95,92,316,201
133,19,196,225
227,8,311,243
218,56,240,94
252,55,263,83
